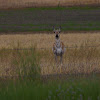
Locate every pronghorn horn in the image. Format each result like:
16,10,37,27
59,26,61,32
59,26,61,29
53,26,56,32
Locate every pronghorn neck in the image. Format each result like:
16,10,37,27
55,37,60,42
55,38,61,48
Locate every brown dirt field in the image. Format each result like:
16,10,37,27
0,0,100,9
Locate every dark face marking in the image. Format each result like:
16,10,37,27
53,28,61,39
56,34,59,39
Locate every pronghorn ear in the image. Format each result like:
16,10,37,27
53,27,56,33
58,27,61,32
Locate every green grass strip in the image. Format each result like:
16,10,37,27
0,76,100,100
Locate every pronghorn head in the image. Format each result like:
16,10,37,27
53,27,61,39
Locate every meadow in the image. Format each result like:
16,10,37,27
0,32,100,99
0,78,100,100
1,32,100,75
0,3,100,99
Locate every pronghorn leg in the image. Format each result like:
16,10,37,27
55,55,57,62
59,55,62,73
59,55,63,73
55,55,58,66
60,55,63,65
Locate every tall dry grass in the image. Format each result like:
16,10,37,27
0,0,100,9
0,32,100,77
1,32,100,49
0,47,40,79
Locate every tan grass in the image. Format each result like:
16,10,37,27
0,0,100,9
0,32,100,49
0,32,100,76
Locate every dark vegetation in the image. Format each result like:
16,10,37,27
0,7,100,32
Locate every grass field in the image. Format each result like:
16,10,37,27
0,32,100,75
0,0,100,9
0,77,100,100
0,3,100,99
0,32,100,99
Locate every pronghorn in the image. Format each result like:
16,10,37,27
52,27,65,65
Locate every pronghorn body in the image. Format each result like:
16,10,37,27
53,39,64,56
52,27,65,64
